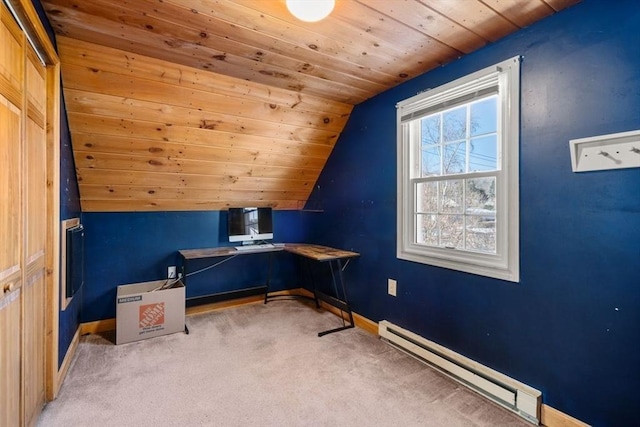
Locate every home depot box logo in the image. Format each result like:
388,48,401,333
116,280,185,345
139,302,165,329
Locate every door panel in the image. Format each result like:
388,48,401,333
0,95,22,281
0,3,24,103
22,46,48,426
23,271,45,425
0,285,21,427
26,100,47,263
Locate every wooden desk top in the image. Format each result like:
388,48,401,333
283,244,359,261
179,246,283,259
179,244,359,261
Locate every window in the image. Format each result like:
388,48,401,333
397,57,520,282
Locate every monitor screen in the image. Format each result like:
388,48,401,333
228,207,273,243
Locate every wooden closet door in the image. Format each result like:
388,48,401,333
22,45,47,426
0,3,25,426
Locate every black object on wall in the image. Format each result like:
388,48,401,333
66,224,84,297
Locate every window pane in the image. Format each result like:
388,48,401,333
470,96,497,137
443,142,466,174
416,182,438,213
439,215,463,249
421,147,441,176
439,180,463,213
465,215,496,253
466,177,496,214
466,177,496,253
469,135,497,171
421,115,441,145
443,106,466,142
416,213,438,246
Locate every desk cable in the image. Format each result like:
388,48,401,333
184,254,240,278
154,254,242,291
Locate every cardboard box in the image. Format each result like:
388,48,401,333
116,279,185,345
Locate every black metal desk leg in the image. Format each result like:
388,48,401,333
306,258,320,308
264,252,274,304
337,259,355,330
317,259,355,337
329,261,346,328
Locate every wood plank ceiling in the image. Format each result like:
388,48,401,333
41,0,580,212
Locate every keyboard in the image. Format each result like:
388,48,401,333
234,243,276,251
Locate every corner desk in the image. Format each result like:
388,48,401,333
178,244,359,337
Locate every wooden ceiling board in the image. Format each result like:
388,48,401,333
62,70,348,135
192,0,402,71
543,0,582,12
73,149,323,181
41,0,581,212
65,112,335,152
71,130,329,171
480,0,555,28
419,0,519,42
71,134,329,172
66,110,338,154
79,184,312,203
229,0,456,80
47,0,392,92
358,0,487,54
46,1,373,103
70,131,334,162
330,1,464,77
56,37,352,118
109,0,394,93
76,168,315,191
79,199,302,212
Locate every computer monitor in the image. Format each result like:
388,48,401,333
227,207,273,244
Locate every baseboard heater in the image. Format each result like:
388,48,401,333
378,320,541,424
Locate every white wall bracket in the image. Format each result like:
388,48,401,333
570,129,640,172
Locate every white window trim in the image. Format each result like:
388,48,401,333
397,56,520,282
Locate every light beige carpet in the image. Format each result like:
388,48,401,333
38,301,530,427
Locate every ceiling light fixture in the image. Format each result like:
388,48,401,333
286,0,335,22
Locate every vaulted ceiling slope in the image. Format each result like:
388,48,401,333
42,0,579,212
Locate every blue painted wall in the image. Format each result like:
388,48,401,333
305,1,639,426
81,210,311,323
31,0,83,369
57,90,82,368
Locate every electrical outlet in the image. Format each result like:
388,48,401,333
168,266,177,279
388,278,397,297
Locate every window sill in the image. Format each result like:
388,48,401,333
397,246,519,283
